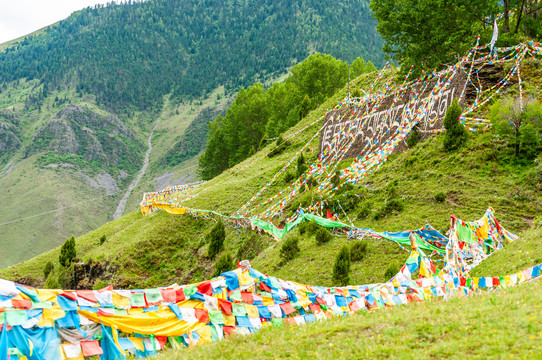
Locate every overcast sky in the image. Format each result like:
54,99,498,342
0,0,120,44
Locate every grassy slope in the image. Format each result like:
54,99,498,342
156,226,542,360
156,278,542,360
0,77,223,268
2,67,542,291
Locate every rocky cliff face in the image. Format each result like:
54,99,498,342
25,104,143,173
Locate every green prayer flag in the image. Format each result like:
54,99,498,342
114,309,128,315
457,222,476,244
183,285,197,297
232,303,246,317
229,290,242,302
209,325,219,343
30,301,52,309
208,310,224,324
271,318,284,327
130,293,146,307
145,289,163,303
6,310,28,326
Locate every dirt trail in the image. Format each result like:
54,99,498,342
113,117,160,219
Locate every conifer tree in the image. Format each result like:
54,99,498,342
59,236,76,267
332,245,351,286
443,99,467,151
207,220,226,259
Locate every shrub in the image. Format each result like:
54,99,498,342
280,236,300,262
212,253,235,277
268,136,290,157
43,261,54,278
99,235,107,245
434,191,446,203
59,236,76,267
315,228,332,245
332,245,351,286
284,171,296,183
357,202,373,220
207,220,226,259
443,99,467,151
299,219,319,236
384,262,400,280
350,240,369,262
404,156,417,167
406,125,419,147
373,199,404,220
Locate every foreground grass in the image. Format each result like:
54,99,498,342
157,279,542,360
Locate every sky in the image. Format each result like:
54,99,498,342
0,0,119,44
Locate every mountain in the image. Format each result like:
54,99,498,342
0,0,384,268
2,59,542,289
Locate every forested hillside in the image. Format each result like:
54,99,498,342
0,0,384,268
0,0,383,112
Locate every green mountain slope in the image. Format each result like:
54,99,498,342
2,64,542,290
0,0,384,268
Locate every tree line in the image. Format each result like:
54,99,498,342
198,53,376,180
0,0,384,114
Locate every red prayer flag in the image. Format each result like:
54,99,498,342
241,292,253,304
223,326,236,336
260,281,272,293
81,341,103,357
279,302,296,315
194,308,209,323
11,299,31,309
326,209,332,219
197,282,213,296
160,289,176,303
60,291,78,301
77,290,98,303
156,336,167,350
175,288,185,302
218,299,232,315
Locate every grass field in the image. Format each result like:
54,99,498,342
156,278,542,360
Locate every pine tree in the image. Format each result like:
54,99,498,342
332,245,351,286
443,99,467,151
207,220,226,259
59,236,76,267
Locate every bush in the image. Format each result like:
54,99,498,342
280,236,300,263
207,220,226,259
332,245,351,286
350,240,369,262
434,191,446,203
315,228,332,245
406,125,419,147
43,261,54,278
298,219,320,235
268,136,290,157
99,235,106,245
357,202,373,220
59,236,76,267
212,253,235,277
443,99,467,151
284,171,296,183
373,199,404,220
384,262,400,280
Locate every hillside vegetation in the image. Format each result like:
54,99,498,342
3,61,542,292
156,276,542,359
0,0,385,268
